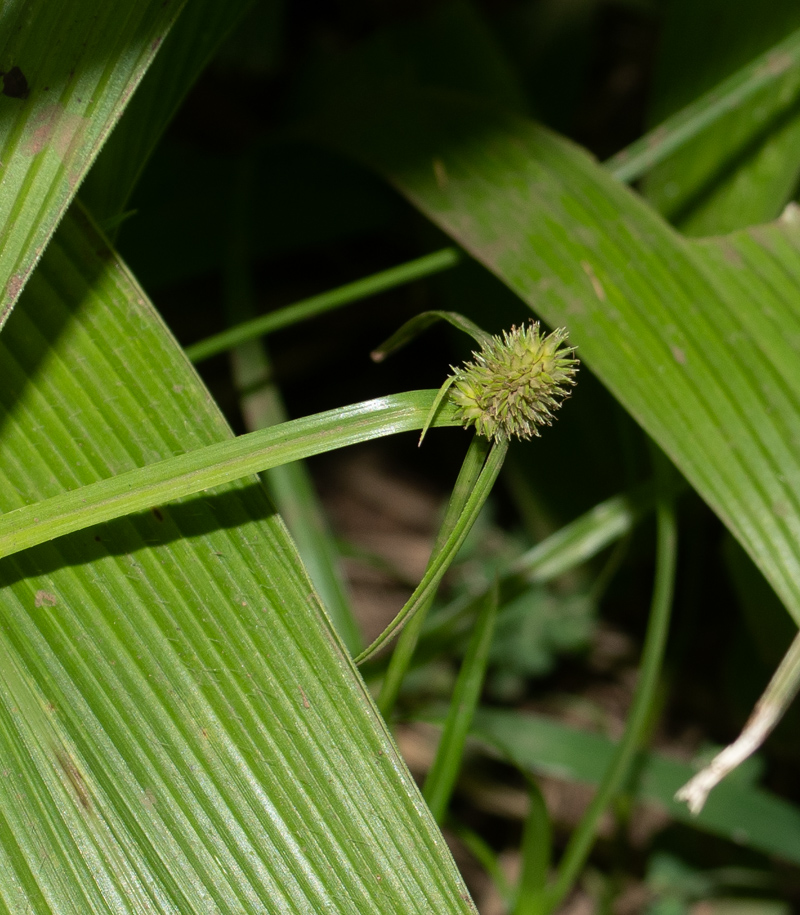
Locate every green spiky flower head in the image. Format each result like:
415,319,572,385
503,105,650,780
449,322,578,441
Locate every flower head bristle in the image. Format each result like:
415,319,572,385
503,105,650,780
447,322,578,441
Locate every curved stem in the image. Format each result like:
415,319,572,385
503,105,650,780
356,438,508,665
378,435,490,715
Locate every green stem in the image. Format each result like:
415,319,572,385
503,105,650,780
355,438,509,665
0,391,460,562
186,247,463,364
451,820,514,905
378,435,490,715
412,484,661,668
544,459,678,912
605,25,800,183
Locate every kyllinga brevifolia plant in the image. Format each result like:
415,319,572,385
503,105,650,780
7,2,800,913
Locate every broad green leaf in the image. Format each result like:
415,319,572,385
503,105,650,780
322,91,800,629
644,5,800,234
468,708,800,866
0,0,181,325
0,206,474,911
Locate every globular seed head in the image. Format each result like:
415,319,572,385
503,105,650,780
448,322,578,441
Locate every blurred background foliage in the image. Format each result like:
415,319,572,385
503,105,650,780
93,0,800,910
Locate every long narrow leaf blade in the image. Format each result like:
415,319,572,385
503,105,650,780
423,581,498,823
0,385,460,563
469,708,800,867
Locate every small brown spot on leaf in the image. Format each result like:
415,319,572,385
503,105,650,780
433,157,448,190
151,507,164,522
671,345,687,365
5,271,25,303
764,50,793,76
55,750,92,812
2,66,29,100
24,104,89,159
298,686,310,709
646,125,667,150
34,590,57,608
581,260,606,301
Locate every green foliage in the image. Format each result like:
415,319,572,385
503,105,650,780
5,0,800,912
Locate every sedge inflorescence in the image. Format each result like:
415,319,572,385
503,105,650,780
448,322,578,441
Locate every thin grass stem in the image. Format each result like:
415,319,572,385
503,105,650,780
355,438,509,665
224,156,363,653
451,820,514,905
512,777,552,915
605,26,800,182
378,435,490,715
186,247,463,364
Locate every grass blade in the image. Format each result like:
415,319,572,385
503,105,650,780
512,779,552,915
223,156,363,653
677,628,800,813
606,24,800,184
0,386,461,563
82,0,256,224
416,485,657,662
544,454,677,911
467,708,800,867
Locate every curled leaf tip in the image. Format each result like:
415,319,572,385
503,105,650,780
447,321,578,441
